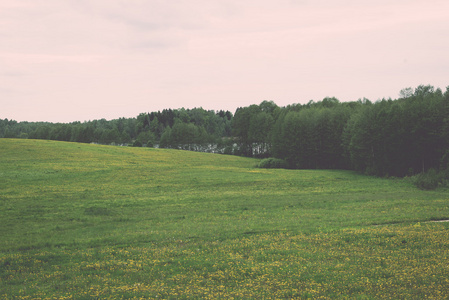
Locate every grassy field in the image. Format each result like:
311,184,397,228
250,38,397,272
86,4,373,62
1,139,449,299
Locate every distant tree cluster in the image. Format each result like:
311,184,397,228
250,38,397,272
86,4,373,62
232,85,449,180
139,108,233,151
231,100,279,157
0,108,232,151
344,85,448,177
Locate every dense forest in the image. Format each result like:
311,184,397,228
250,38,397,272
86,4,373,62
0,108,233,152
234,85,448,176
2,84,448,188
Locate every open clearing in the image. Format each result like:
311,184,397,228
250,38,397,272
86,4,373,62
1,139,449,299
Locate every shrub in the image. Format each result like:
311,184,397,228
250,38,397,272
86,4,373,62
132,140,142,147
411,168,449,190
258,158,289,169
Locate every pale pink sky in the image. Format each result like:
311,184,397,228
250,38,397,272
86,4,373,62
1,0,449,123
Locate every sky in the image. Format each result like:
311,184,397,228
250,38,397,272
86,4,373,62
1,0,449,123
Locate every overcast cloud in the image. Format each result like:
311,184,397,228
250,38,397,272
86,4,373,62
1,0,449,122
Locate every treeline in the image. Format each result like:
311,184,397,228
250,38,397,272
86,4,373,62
232,85,449,179
2,84,448,183
0,108,233,152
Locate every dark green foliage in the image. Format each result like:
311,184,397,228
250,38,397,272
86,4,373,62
411,169,449,190
132,140,142,147
1,108,233,150
266,84,448,181
134,131,155,147
345,85,449,177
160,121,210,150
232,101,279,157
232,105,259,156
412,169,439,190
257,158,289,169
272,101,353,169
441,150,449,170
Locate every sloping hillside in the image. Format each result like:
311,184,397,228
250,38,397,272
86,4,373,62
1,139,449,299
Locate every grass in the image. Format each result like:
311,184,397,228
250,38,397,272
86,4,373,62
1,138,449,299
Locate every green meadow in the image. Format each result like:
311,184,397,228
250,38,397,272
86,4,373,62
1,139,449,299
